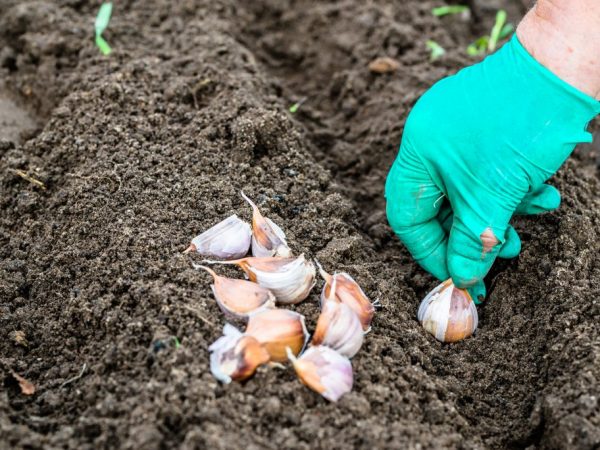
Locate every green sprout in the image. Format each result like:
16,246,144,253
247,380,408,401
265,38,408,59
289,97,307,114
467,9,514,57
488,10,507,51
95,2,113,55
173,337,181,349
426,40,446,61
467,36,489,57
499,23,515,40
431,5,469,17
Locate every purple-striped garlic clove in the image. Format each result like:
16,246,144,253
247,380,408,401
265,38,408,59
209,324,270,383
312,298,364,358
195,265,275,320
287,345,353,402
317,262,375,331
248,255,315,304
245,308,309,362
241,191,292,258
203,255,316,305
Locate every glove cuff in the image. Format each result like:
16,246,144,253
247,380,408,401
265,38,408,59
510,34,600,120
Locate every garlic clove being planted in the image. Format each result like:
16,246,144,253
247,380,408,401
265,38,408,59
317,262,375,331
312,297,364,358
185,214,251,260
287,345,353,402
194,265,276,320
417,279,478,343
204,256,316,305
209,324,270,383
245,308,309,362
241,191,292,258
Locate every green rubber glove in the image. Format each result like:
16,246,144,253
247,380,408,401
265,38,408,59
385,35,600,303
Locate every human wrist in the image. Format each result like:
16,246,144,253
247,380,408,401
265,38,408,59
516,0,600,99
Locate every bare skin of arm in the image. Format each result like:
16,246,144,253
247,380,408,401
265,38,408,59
517,0,600,99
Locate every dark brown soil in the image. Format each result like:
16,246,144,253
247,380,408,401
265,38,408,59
0,89,37,144
1,1,599,449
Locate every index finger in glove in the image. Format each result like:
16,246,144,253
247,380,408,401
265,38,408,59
515,184,561,215
385,143,449,281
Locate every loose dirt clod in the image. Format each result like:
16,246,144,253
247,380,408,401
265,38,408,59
368,56,401,74
10,331,29,348
10,370,35,396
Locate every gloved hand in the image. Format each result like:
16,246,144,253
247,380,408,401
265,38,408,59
385,35,600,303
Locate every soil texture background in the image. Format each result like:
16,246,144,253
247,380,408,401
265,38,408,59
1,1,599,449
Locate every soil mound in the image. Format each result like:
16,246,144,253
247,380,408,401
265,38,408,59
1,1,598,448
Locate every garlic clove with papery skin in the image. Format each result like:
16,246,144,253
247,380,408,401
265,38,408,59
312,298,364,358
209,324,270,383
194,264,276,321
317,262,375,331
241,191,292,258
233,257,296,282
202,256,294,279
204,255,316,305
417,279,478,343
185,214,251,260
287,345,353,402
245,308,309,362
248,255,316,305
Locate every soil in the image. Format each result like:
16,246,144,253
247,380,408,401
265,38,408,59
1,1,599,449
0,88,37,144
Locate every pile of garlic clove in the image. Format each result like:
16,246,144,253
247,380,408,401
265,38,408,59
186,192,377,402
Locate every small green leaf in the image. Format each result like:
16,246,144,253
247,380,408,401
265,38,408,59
466,44,480,57
94,3,113,55
431,5,469,17
488,9,507,51
95,2,113,37
426,40,446,61
95,35,112,55
289,97,306,114
499,23,515,40
467,36,488,57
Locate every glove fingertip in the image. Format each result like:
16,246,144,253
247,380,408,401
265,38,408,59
467,281,486,305
517,184,562,215
545,185,561,211
498,225,521,259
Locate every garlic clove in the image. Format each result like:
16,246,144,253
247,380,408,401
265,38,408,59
235,257,297,282
417,279,478,343
245,309,309,362
248,255,316,304
209,324,270,383
203,256,295,280
186,215,251,260
195,265,276,320
317,262,375,331
287,345,353,402
241,191,292,258
312,299,364,358
204,256,316,305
